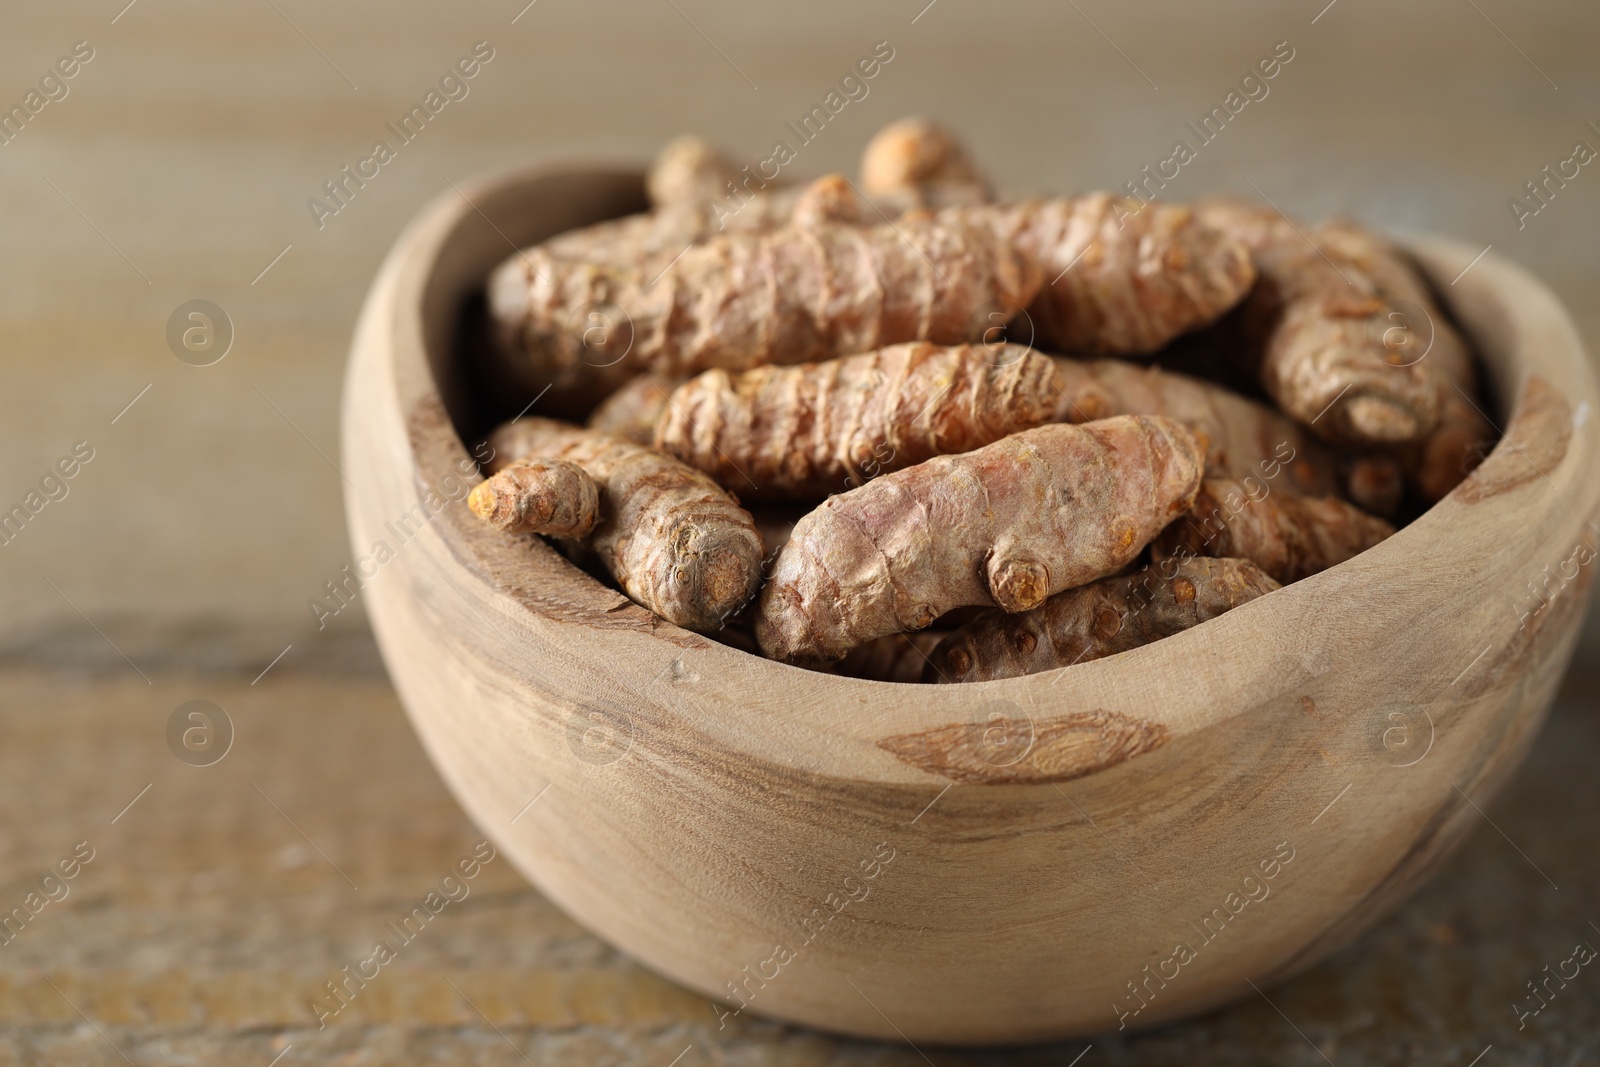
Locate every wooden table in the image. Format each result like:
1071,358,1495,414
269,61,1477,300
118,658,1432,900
2,1,1596,1062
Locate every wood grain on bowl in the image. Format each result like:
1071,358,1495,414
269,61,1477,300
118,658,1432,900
877,710,1170,785
341,166,1600,1044
1453,375,1572,504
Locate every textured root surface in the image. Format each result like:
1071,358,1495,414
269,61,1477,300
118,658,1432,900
957,196,1257,357
1050,356,1341,497
487,418,762,632
1197,200,1480,449
754,415,1206,663
467,458,599,539
656,343,1060,500
1154,477,1395,583
927,557,1280,683
489,213,1043,394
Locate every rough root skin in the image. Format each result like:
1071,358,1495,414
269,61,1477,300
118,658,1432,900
489,213,1043,395
487,418,763,632
467,458,600,539
927,557,1280,683
1154,477,1396,583
655,343,1061,500
1197,201,1477,449
586,374,683,445
1050,356,1341,496
952,196,1257,357
754,415,1207,663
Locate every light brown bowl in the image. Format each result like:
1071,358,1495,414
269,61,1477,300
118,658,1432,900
341,165,1599,1044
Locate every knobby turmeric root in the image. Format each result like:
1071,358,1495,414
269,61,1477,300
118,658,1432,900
860,117,992,212
1049,356,1341,496
1399,385,1497,502
646,135,743,209
1315,218,1494,498
789,174,865,228
485,417,763,632
754,415,1206,663
490,191,1266,393
655,342,1060,499
1198,200,1456,447
467,458,599,539
926,557,1279,683
952,196,1257,357
489,211,1042,395
586,373,683,445
1154,477,1395,583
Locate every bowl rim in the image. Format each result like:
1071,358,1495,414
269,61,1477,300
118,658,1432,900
354,161,1600,786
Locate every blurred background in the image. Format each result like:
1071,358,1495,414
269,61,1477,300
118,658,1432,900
1,1,1595,1063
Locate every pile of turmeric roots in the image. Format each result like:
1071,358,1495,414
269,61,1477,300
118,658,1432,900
468,119,1495,684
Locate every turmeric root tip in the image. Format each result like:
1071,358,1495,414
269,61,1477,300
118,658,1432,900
467,458,600,539
486,417,764,632
860,117,992,211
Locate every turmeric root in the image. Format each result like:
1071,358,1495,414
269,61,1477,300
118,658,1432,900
1315,218,1494,498
644,134,806,225
951,196,1257,356
860,117,991,212
539,137,800,277
646,135,744,209
789,174,864,228
486,417,763,632
836,630,949,684
1153,478,1395,583
1342,453,1406,519
1197,200,1456,446
1049,356,1341,496
754,416,1206,663
586,373,682,445
467,458,599,539
655,342,1060,499
926,557,1279,683
1398,385,1497,502
489,212,1042,393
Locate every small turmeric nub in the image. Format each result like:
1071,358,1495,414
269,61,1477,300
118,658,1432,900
468,458,599,539
860,117,992,212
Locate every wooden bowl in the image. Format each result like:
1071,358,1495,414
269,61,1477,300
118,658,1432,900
342,165,1599,1044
